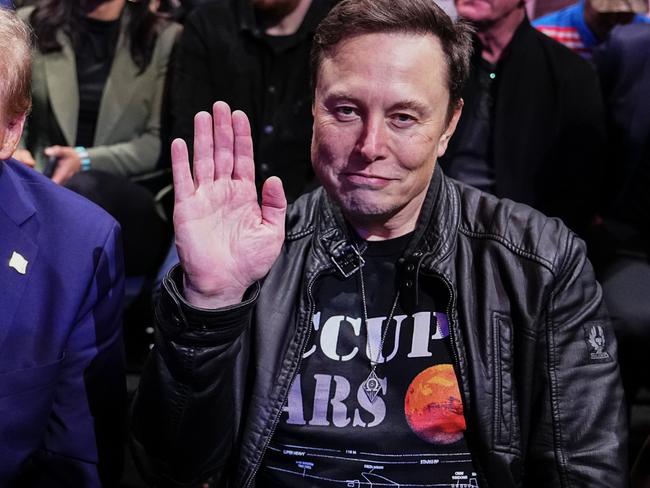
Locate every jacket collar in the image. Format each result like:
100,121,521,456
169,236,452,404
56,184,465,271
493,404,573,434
314,164,460,278
0,160,40,342
0,159,37,227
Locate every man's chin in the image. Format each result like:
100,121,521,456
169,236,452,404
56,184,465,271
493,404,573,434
335,194,399,225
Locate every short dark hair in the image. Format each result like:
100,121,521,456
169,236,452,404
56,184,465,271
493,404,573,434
0,7,32,121
311,0,473,116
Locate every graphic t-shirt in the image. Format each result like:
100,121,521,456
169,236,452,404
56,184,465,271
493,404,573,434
259,235,480,487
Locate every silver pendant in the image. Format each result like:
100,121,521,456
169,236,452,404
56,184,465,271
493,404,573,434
362,370,382,403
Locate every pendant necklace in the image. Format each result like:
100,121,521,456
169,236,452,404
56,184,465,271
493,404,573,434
355,246,400,403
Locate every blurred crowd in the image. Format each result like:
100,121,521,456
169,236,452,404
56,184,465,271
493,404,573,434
1,0,649,485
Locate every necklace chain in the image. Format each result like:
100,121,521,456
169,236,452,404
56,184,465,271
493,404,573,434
355,245,400,402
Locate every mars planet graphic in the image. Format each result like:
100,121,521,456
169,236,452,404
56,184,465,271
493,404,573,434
404,364,466,444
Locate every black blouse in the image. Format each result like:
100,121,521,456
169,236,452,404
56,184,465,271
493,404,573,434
74,16,120,147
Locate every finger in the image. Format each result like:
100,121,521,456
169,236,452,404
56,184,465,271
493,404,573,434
261,176,287,229
192,111,215,186
232,110,255,182
44,145,62,157
51,165,67,185
212,101,234,179
171,138,194,201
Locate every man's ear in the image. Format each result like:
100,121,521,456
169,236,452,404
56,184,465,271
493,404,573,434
0,113,27,160
437,99,463,158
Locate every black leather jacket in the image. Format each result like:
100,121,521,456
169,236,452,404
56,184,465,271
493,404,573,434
131,168,627,487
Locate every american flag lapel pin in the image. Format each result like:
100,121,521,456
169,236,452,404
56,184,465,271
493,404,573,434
8,251,28,275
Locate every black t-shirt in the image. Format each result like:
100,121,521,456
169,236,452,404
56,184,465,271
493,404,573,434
74,16,120,147
260,234,480,487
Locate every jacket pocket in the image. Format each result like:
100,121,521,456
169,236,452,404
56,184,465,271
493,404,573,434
491,312,520,454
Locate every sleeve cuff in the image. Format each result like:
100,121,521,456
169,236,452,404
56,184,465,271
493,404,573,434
157,264,259,339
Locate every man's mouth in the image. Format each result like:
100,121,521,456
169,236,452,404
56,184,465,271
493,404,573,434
342,172,396,188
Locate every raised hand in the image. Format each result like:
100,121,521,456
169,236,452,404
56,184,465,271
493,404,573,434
172,101,287,308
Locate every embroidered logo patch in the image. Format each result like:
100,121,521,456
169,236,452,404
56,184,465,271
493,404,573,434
584,324,611,362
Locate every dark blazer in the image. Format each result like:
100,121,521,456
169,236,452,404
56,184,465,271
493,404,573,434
593,24,650,229
0,159,126,486
441,19,607,234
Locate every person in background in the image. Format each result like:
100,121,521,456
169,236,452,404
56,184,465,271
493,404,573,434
533,0,649,59
0,8,125,486
171,0,338,203
592,21,650,421
441,0,607,236
162,0,214,22
14,0,181,276
153,0,338,289
131,0,627,486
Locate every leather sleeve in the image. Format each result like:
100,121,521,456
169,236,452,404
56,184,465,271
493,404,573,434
526,233,628,487
130,265,258,487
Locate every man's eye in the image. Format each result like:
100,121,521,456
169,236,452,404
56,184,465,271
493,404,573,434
392,113,416,127
335,106,358,120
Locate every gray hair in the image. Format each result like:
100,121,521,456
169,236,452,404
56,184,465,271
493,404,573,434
0,7,32,121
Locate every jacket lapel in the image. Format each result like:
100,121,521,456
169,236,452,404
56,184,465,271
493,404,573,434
0,163,39,349
94,17,140,146
43,32,78,147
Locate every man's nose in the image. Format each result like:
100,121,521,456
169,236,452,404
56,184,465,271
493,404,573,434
357,115,388,162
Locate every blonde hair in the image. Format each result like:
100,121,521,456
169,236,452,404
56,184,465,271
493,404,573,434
0,7,32,121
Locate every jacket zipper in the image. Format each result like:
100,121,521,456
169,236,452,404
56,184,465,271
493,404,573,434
427,267,490,487
242,267,329,488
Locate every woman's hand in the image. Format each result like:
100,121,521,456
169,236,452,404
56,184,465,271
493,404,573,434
45,146,82,185
12,148,36,168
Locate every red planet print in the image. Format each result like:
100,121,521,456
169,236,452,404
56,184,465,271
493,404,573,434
404,364,466,444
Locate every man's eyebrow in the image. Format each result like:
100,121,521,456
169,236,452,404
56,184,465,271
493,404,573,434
321,93,430,114
322,91,359,102
389,99,430,114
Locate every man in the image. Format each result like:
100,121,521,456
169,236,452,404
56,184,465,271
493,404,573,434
0,8,126,486
441,0,607,235
533,0,649,59
171,0,338,202
131,0,627,486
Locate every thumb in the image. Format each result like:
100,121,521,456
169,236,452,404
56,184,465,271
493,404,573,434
261,176,287,229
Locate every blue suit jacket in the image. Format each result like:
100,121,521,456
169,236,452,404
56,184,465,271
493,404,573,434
0,159,125,486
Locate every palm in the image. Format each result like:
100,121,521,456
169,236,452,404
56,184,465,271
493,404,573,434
172,102,286,308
